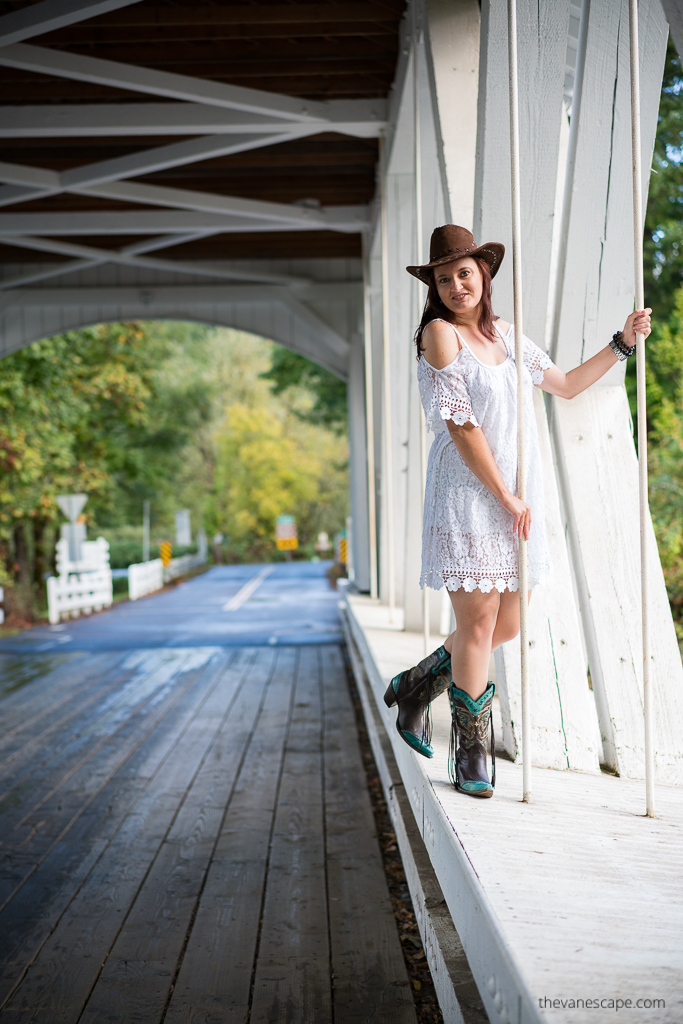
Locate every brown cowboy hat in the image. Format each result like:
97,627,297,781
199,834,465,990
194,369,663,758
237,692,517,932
406,224,505,284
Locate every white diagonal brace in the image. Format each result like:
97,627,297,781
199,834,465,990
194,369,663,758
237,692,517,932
77,180,339,227
0,43,331,121
0,160,329,228
0,102,386,139
0,230,219,290
0,233,310,284
0,206,370,236
0,0,145,48
78,179,330,226
60,129,315,190
0,160,59,189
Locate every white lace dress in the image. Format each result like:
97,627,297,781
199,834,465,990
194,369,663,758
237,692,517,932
418,319,553,594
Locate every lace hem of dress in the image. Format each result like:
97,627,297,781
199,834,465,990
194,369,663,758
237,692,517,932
420,563,551,595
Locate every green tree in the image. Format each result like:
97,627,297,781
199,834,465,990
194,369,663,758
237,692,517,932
644,39,683,321
260,348,347,432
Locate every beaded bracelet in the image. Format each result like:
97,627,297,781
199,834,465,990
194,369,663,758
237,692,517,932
609,331,636,362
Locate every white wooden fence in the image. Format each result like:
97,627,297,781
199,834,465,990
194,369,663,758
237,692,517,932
47,537,113,624
128,558,164,601
128,545,208,600
164,550,207,582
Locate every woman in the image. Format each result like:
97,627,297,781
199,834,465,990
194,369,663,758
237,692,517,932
384,224,651,799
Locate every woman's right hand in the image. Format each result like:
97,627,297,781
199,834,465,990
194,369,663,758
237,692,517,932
500,492,531,540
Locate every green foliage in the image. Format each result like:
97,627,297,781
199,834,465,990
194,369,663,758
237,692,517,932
260,347,347,432
643,289,683,646
644,40,683,321
623,39,683,647
0,321,348,619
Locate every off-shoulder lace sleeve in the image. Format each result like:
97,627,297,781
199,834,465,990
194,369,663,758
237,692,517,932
523,336,553,386
417,357,479,430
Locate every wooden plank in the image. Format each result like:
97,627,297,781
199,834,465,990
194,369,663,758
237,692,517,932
0,652,105,736
0,650,240,1012
0,649,226,922
0,653,155,785
163,646,299,1024
249,645,333,1024
73,647,279,1024
320,644,416,1023
0,651,82,703
0,649,209,863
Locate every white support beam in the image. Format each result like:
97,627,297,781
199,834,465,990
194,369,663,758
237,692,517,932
0,160,368,232
59,130,315,190
0,207,370,237
78,179,328,226
423,0,480,228
0,102,386,139
0,160,59,189
474,0,570,343
0,43,374,123
547,0,683,783
0,233,313,285
0,0,145,48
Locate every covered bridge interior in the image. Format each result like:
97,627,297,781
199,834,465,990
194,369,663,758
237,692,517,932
3,1,683,1021
0,0,407,595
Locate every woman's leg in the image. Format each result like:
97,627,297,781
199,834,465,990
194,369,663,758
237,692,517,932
443,588,500,699
490,589,533,651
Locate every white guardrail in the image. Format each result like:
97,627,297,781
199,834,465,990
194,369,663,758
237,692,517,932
163,551,207,582
47,569,113,624
128,558,164,601
128,551,207,600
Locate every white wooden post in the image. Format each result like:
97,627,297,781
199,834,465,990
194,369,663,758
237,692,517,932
347,329,371,593
507,0,532,802
628,0,654,816
380,133,397,621
362,252,378,600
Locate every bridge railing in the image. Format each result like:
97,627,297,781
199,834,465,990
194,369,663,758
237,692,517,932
128,558,164,601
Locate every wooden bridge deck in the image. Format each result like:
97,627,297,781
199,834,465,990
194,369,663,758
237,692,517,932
0,642,416,1023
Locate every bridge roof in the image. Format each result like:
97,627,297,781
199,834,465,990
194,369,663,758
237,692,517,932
0,0,405,272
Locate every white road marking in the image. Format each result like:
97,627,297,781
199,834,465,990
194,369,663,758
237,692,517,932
222,565,275,612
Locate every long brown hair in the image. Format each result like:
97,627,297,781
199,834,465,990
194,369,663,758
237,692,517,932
413,256,498,358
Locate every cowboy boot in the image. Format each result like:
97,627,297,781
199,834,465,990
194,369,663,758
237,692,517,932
383,646,452,758
448,681,496,797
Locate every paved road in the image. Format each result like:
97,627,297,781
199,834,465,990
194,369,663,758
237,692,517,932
0,561,344,653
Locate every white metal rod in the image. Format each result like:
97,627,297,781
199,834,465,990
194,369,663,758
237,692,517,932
629,0,655,818
362,242,379,600
413,22,430,657
379,132,396,622
508,0,531,802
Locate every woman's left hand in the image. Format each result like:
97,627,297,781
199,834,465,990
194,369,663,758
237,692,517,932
622,308,652,347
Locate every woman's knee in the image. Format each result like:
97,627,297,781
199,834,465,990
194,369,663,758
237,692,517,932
462,608,499,646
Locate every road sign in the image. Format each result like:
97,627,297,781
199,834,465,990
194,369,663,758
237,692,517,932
275,514,298,551
160,541,172,567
